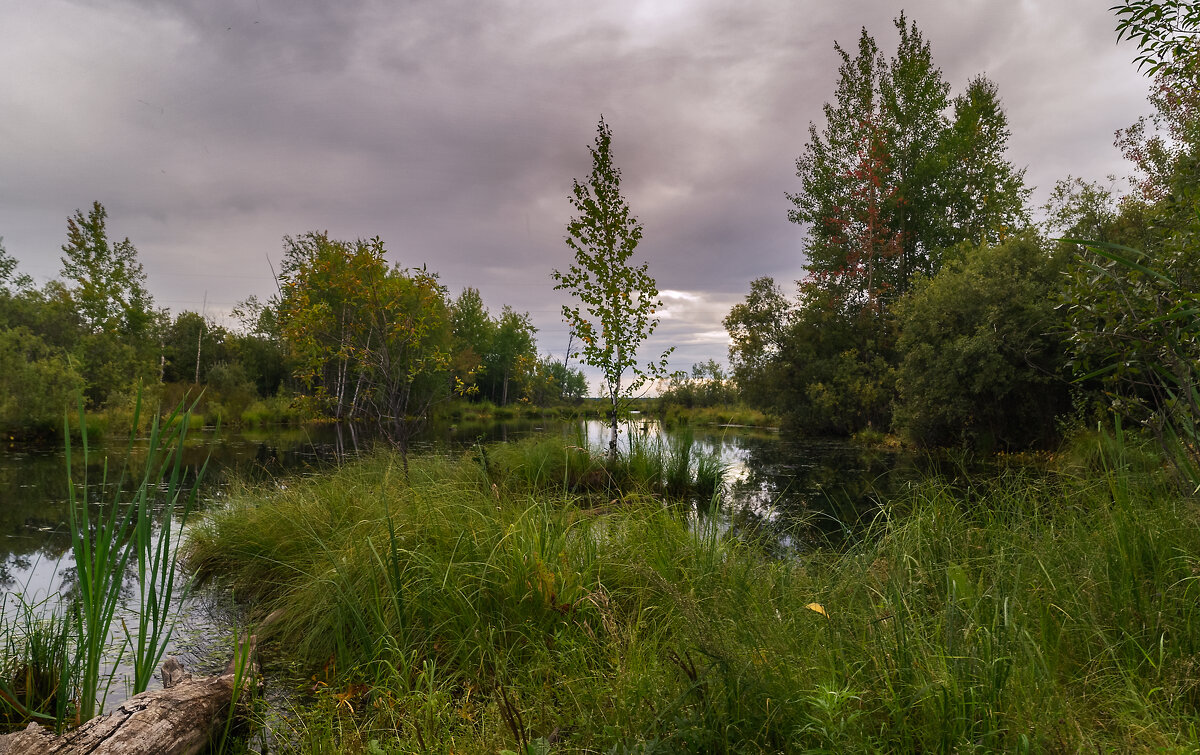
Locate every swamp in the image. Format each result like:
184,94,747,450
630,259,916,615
3,1,1200,751
4,417,1200,752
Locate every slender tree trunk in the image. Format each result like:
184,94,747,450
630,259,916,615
335,357,347,419
608,373,620,464
563,329,575,402
195,292,206,385
194,322,203,385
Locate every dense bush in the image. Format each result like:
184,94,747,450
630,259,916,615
895,234,1072,450
0,327,84,435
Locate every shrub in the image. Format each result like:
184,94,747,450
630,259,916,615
895,234,1072,450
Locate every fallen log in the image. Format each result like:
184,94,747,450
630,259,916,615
0,636,257,755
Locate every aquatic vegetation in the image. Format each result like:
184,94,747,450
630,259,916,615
0,395,204,731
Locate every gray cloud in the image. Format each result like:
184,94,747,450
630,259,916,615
1,0,1155,388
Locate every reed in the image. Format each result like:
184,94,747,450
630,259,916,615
125,397,208,693
664,426,693,497
65,399,135,723
0,393,204,731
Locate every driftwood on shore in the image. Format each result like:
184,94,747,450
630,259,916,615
0,637,257,755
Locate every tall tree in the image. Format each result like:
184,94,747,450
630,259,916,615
937,76,1031,249
277,232,381,420
58,202,160,405
789,26,895,309
723,276,792,409
486,305,537,405
449,287,494,397
553,118,670,461
879,12,952,285
355,261,452,468
790,16,1029,310
740,15,1035,436
60,201,153,336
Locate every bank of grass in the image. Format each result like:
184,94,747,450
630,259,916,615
186,433,1200,753
436,400,592,424
657,402,778,429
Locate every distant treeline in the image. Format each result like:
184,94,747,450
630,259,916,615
0,211,585,438
4,11,1197,460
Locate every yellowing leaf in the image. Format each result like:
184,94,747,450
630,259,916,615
806,602,828,618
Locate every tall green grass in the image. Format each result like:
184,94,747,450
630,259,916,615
186,431,1200,752
0,594,73,727
66,395,206,719
0,394,204,731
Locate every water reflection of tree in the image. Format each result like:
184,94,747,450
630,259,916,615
721,435,928,553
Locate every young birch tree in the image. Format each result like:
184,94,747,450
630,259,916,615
553,118,670,462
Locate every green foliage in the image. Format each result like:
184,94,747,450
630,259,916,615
0,238,27,294
161,310,229,385
729,278,895,435
658,360,738,410
780,298,897,435
484,306,537,406
1113,0,1200,78
895,234,1072,450
1058,1,1200,483
59,202,154,338
448,286,493,397
0,281,82,359
204,361,259,423
0,327,84,436
937,76,1032,248
553,118,671,460
789,15,1028,312
277,232,453,460
756,15,1031,440
723,276,793,413
1063,240,1200,483
228,295,290,399
447,289,543,406
516,356,588,406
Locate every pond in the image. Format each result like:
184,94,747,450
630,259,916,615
0,416,942,720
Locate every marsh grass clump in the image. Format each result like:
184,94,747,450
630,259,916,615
471,430,723,502
0,596,72,728
186,432,1200,753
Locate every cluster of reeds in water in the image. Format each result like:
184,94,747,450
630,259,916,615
184,425,1200,752
473,424,728,505
0,395,203,731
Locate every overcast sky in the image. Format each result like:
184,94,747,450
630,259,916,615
0,0,1154,389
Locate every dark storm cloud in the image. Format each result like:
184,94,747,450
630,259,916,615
1,0,1153,386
